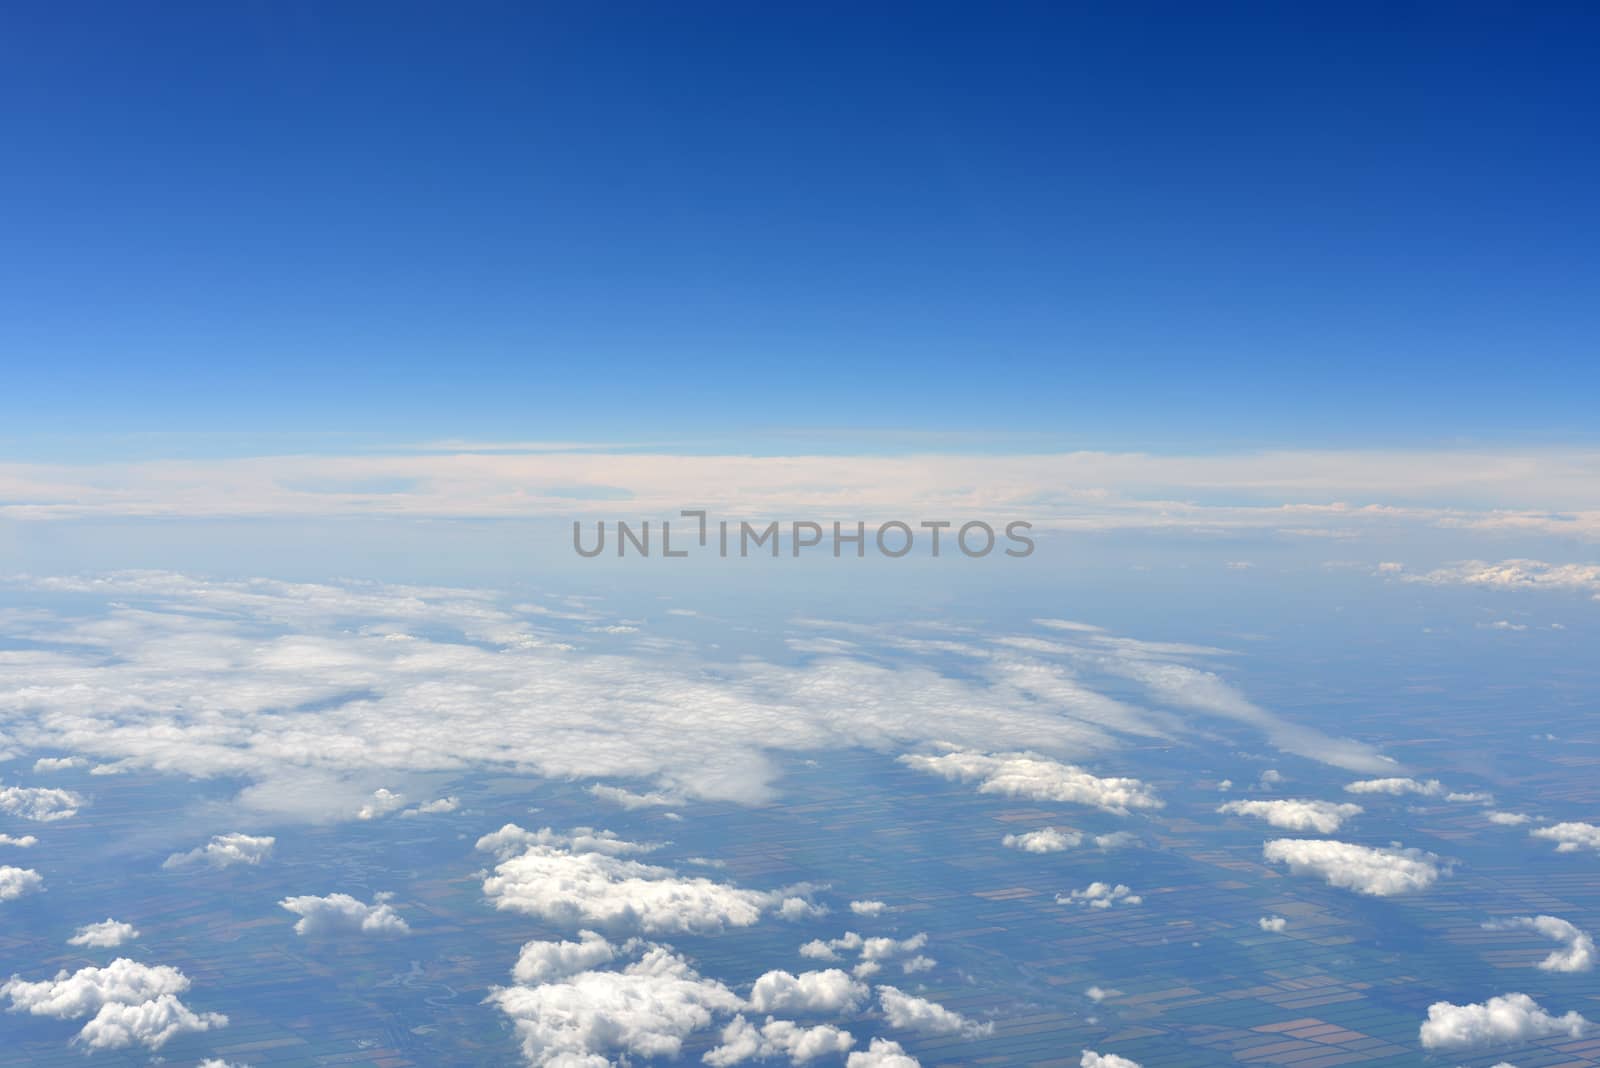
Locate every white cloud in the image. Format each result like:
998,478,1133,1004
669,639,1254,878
356,787,405,820
163,832,276,869
1058,883,1141,909
849,899,889,916
1,958,226,1050
0,865,44,901
1487,811,1531,826
0,573,1396,830
0,834,37,847
877,986,990,1037
704,1015,856,1065
1419,992,1590,1050
0,781,84,822
900,750,1161,815
68,919,141,948
400,795,459,817
1082,1052,1143,1068
589,783,685,810
1532,821,1600,853
1262,839,1446,896
479,824,796,935
1402,559,1600,599
1094,831,1137,850
856,936,923,969
1446,791,1493,804
1258,916,1287,933
1344,777,1444,797
279,892,410,936
490,943,741,1067
32,756,85,772
512,931,618,985
76,993,229,1050
1085,986,1121,1002
1002,827,1082,853
1483,916,1595,973
748,969,868,1014
846,1037,921,1067
1218,799,1363,833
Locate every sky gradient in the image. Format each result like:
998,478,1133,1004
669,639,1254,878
3,3,1598,456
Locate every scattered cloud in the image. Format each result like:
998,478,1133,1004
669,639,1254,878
0,958,226,1050
279,892,410,936
1218,799,1363,833
68,919,141,948
0,781,84,822
877,986,990,1037
1258,916,1287,933
0,834,37,848
163,833,276,870
1262,839,1447,896
0,865,44,901
356,787,405,820
489,942,741,1067
1002,827,1082,853
1482,916,1595,973
1082,1052,1143,1068
846,1037,921,1067
1532,821,1600,853
1058,883,1141,909
478,824,801,935
1487,811,1531,826
1419,992,1590,1050
900,750,1161,815
32,756,85,772
748,969,868,1014
1344,777,1444,798
705,1015,856,1065
849,900,889,916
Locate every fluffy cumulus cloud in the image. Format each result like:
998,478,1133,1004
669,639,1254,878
1218,799,1363,833
400,795,459,817
0,573,1389,828
1058,883,1141,909
1488,811,1531,826
1344,777,1444,798
279,892,410,936
478,824,801,935
356,787,405,820
1532,821,1600,853
68,919,140,948
1082,1052,1143,1068
877,986,990,1037
0,834,37,847
748,969,868,1014
1419,992,1590,1050
1262,839,1446,896
704,1015,855,1065
0,781,84,822
0,865,44,901
849,900,889,916
489,942,742,1067
1002,827,1082,853
846,1038,921,1067
1483,915,1596,973
900,750,1162,815
0,958,226,1050
163,832,276,869
32,756,85,772
1258,916,1287,933
512,931,619,985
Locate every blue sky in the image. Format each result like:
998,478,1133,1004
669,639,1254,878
3,3,1597,457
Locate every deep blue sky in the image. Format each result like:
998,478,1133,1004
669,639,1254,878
3,3,1597,457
